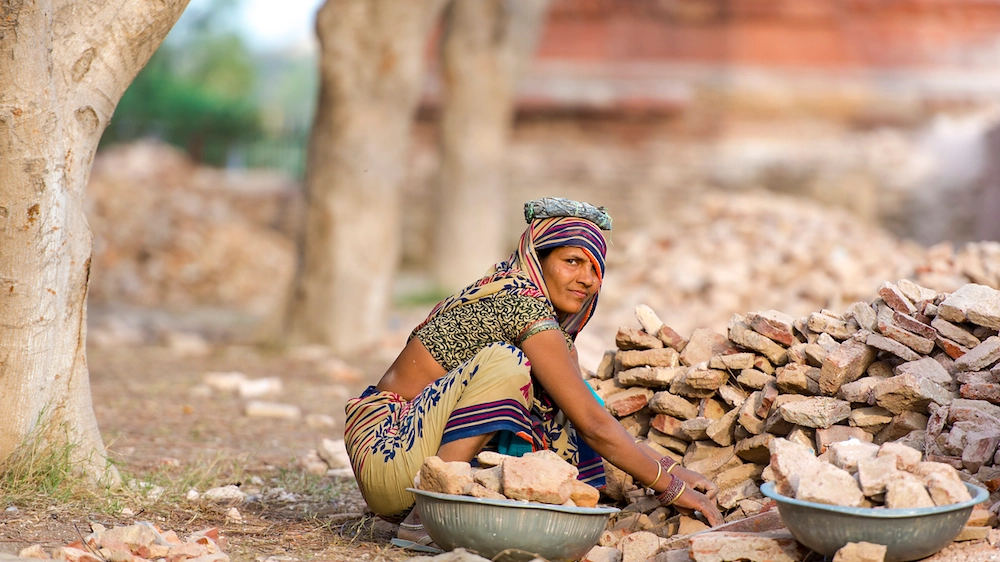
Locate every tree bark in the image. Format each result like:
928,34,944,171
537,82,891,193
290,0,447,354
431,0,550,291
0,0,189,481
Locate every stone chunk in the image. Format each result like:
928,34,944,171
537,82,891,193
649,391,699,420
709,352,756,371
746,310,797,346
878,319,935,355
617,366,682,389
877,442,923,471
797,462,864,507
938,283,1000,329
856,455,901,496
808,312,856,341
418,456,474,496
706,409,738,447
729,317,788,365
778,397,852,429
866,332,921,361
820,339,878,395
595,350,617,380
832,542,888,562
847,303,878,335
737,368,773,390
473,465,503,493
877,281,918,316
768,438,819,497
829,440,880,473
651,413,688,439
680,328,740,366
617,327,664,350
776,363,821,395
955,336,1000,372
618,348,680,369
958,383,1000,404
619,531,662,562
931,317,981,349
570,479,601,508
815,426,872,454
875,411,928,444
735,433,774,465
583,545,622,562
873,374,955,414
606,387,654,417
682,367,730,391
838,377,882,405
848,406,893,432
885,477,934,508
897,279,938,304
925,472,972,506
501,451,578,504
688,531,808,562
894,358,953,387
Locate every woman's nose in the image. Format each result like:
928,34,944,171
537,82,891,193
579,265,597,287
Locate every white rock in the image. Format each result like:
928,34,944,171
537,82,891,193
186,489,200,501
318,438,351,469
225,507,242,523
237,376,283,398
304,414,337,429
244,401,301,420
203,485,247,503
203,371,248,393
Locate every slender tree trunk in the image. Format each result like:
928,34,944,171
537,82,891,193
290,0,447,354
431,0,550,291
0,0,189,481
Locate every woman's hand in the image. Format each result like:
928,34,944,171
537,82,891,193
671,465,719,501
670,485,724,527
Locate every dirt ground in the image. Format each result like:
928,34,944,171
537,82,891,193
0,341,418,562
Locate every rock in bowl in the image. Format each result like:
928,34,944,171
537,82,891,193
407,488,619,561
760,481,988,562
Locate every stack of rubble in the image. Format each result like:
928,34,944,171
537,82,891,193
415,451,601,507
589,279,1000,544
585,192,1000,365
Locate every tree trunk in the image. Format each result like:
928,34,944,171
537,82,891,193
290,0,447,354
431,0,550,291
0,0,189,481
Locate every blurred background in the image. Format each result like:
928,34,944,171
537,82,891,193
87,0,1000,370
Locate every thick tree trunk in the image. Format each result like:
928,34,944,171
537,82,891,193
0,0,189,481
290,0,447,354
431,0,550,291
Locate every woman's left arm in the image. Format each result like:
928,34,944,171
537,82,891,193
522,330,723,525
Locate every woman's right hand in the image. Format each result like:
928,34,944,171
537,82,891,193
671,485,724,527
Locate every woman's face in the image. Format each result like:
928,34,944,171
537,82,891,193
539,245,601,317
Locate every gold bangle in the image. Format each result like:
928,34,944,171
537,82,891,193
646,461,663,490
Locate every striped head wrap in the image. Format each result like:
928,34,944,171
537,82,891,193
414,210,609,339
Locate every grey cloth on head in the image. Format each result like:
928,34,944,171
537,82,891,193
523,197,612,231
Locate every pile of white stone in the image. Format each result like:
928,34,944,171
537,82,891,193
588,279,1000,531
770,438,971,508
17,523,228,562
415,450,600,508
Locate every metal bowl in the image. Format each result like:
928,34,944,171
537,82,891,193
408,488,620,561
760,481,988,562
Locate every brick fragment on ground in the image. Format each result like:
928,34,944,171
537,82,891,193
687,531,808,562
832,541,887,562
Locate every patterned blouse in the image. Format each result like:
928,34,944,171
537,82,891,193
410,291,573,372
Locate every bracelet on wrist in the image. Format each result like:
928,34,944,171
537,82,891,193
657,455,678,475
655,474,686,505
645,461,663,489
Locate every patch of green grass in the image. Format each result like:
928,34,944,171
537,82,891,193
0,421,94,508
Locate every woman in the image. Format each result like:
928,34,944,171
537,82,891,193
345,198,722,549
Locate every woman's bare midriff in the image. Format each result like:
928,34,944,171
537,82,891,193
375,337,447,401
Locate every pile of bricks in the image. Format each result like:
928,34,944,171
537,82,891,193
588,279,1000,548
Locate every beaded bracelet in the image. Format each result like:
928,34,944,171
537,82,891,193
657,455,678,475
655,474,686,505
